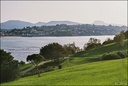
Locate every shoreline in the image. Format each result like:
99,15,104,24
0,36,21,37
0,35,115,38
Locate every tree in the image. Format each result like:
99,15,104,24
102,38,114,45
19,60,25,66
40,43,65,68
40,43,65,61
114,31,125,47
124,30,128,39
0,49,19,83
63,42,80,55
27,54,44,77
84,38,101,50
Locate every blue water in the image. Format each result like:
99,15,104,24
1,36,114,62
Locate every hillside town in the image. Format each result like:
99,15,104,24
0,24,127,37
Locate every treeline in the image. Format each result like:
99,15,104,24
1,30,128,83
83,30,128,51
0,50,25,83
1,24,127,36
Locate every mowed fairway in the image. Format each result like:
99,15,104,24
1,58,127,85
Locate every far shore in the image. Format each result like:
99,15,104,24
0,36,21,37
0,35,115,38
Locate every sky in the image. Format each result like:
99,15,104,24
1,1,127,26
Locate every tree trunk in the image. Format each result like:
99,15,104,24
36,64,40,77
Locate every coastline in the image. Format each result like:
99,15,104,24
0,35,115,38
0,36,21,37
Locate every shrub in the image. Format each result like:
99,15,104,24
126,50,128,57
102,38,114,45
117,52,126,58
58,65,62,69
44,66,55,72
21,66,55,78
0,49,20,83
19,61,25,66
101,53,121,60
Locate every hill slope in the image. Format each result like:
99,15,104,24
1,40,127,85
61,40,127,67
1,58,127,85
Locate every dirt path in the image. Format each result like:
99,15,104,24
20,57,70,74
20,60,51,74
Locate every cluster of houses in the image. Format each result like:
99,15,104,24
0,24,127,37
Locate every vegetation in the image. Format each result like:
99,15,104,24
1,58,127,85
27,54,45,77
114,31,125,47
117,51,126,58
19,61,25,66
62,39,127,67
102,38,114,45
63,42,81,55
124,30,128,39
1,24,127,37
40,43,65,61
83,38,101,50
101,51,127,60
101,53,121,60
0,49,19,83
19,63,33,72
1,30,127,85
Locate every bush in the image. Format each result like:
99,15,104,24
126,50,128,57
0,49,20,83
102,40,114,45
58,65,62,69
86,43,101,50
117,52,126,58
19,61,25,66
101,53,121,60
21,66,55,77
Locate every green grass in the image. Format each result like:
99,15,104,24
1,58,127,85
1,40,127,85
61,40,127,67
73,39,127,57
19,63,33,72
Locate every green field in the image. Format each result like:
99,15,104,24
1,40,127,85
61,39,127,67
1,58,127,85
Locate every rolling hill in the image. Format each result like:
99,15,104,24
1,40,127,85
0,20,80,30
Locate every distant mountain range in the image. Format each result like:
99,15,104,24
93,20,124,26
0,20,125,30
0,20,80,30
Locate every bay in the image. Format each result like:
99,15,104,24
1,36,114,62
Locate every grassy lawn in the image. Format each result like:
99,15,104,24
61,39,127,67
19,63,33,72
1,58,127,85
1,40,127,85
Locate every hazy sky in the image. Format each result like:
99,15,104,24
1,1,127,25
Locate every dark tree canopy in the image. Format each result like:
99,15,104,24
27,54,44,64
26,54,44,77
40,43,65,61
0,49,19,83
